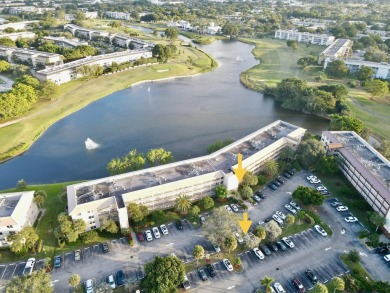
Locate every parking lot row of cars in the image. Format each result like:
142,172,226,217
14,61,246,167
267,170,296,190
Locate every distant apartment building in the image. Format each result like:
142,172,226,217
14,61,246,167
340,59,390,80
366,30,388,37
105,11,132,20
167,20,192,30
321,131,390,236
7,6,55,14
66,120,306,231
43,36,89,49
318,38,353,64
0,191,39,247
0,46,63,67
0,31,35,41
274,30,335,46
64,24,110,40
0,20,38,31
35,49,153,85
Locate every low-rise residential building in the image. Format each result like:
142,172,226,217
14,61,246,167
341,59,390,80
0,46,63,67
66,120,306,231
105,11,132,20
321,131,390,237
366,30,388,37
0,31,35,41
7,6,55,15
318,38,353,64
274,29,335,46
35,49,153,84
207,22,221,35
64,24,110,40
43,36,89,48
0,191,39,247
167,20,192,30
0,20,38,31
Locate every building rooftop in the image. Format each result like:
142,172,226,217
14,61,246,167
0,193,22,217
71,121,301,206
324,131,390,201
276,29,332,38
321,39,352,56
345,58,390,67
0,45,61,58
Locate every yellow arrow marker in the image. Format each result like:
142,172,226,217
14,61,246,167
239,212,252,235
233,153,246,183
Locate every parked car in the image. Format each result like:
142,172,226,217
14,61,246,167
272,214,284,225
74,250,81,262
336,206,349,212
274,282,286,293
314,225,328,236
101,242,109,253
316,185,327,191
384,254,390,262
376,246,390,254
224,205,233,212
282,237,295,248
23,258,35,275
275,210,286,220
253,248,265,259
310,178,321,184
213,244,221,253
198,268,208,281
222,259,233,271
85,279,94,293
260,244,272,256
287,169,295,175
306,175,317,181
320,190,330,195
305,270,318,284
268,183,278,190
152,227,161,238
268,242,278,252
276,176,285,184
200,216,206,224
230,204,239,212
116,270,125,286
276,241,287,251
272,180,281,187
345,216,358,223
137,232,145,242
290,201,301,211
205,264,216,277
331,201,343,207
259,193,266,199
145,230,153,241
282,172,291,178
253,195,261,202
235,232,244,244
292,278,306,292
107,275,116,289
54,256,61,268
160,224,169,235
183,274,191,290
284,204,297,214
176,220,183,230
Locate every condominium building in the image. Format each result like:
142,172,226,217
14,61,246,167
105,11,132,20
0,191,39,247
35,49,153,84
43,36,89,49
64,24,110,40
0,31,35,41
7,6,55,15
274,30,335,46
0,46,63,67
321,131,390,236
67,120,306,231
0,20,39,31
342,59,390,80
318,38,353,64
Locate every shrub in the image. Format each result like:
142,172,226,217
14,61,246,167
304,214,315,225
58,239,65,248
358,230,370,239
150,210,166,223
81,231,99,244
347,249,361,263
257,175,267,186
36,239,43,253
241,204,248,210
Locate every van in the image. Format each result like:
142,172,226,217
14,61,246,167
23,258,35,275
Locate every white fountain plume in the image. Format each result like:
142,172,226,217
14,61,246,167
148,86,151,92
236,56,244,62
85,138,99,150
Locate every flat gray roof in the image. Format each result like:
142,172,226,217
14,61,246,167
0,194,20,217
321,39,351,55
75,121,299,205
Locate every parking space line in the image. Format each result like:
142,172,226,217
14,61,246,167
1,265,8,279
11,264,18,277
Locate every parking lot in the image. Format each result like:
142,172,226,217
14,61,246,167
0,171,389,292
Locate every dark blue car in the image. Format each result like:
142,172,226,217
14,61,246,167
116,270,125,286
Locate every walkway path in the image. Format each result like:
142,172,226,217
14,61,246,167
0,75,14,92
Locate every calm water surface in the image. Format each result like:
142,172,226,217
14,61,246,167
0,39,328,189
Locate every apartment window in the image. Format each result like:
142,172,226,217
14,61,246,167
6,225,13,229
78,213,82,216
0,232,3,235
88,216,94,219
91,226,96,229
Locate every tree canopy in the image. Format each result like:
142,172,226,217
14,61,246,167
146,148,174,166
207,138,234,154
325,60,349,78
5,269,53,293
164,28,179,39
356,66,375,81
296,138,326,168
7,226,39,254
292,186,325,205
365,79,389,100
329,114,365,134
128,202,149,223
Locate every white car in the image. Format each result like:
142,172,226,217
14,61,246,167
345,216,358,223
290,201,301,211
331,201,343,207
145,230,153,241
253,248,264,259
152,227,161,238
85,279,94,293
213,244,221,253
314,224,328,236
274,282,286,293
310,178,321,184
107,275,116,289
224,205,232,212
282,237,295,248
222,259,234,271
272,214,284,225
384,254,390,262
23,258,36,275
284,204,297,214
183,274,191,290
160,224,169,235
230,204,239,212
275,210,286,220
253,195,261,202
336,206,349,212
316,185,327,191
235,232,244,244
306,175,317,181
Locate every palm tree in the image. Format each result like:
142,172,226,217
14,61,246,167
106,157,124,175
260,275,275,293
264,160,279,177
175,194,192,214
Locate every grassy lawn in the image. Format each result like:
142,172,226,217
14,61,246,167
0,41,216,162
238,38,323,90
340,254,374,283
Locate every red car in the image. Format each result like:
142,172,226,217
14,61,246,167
292,278,306,293
137,232,145,242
